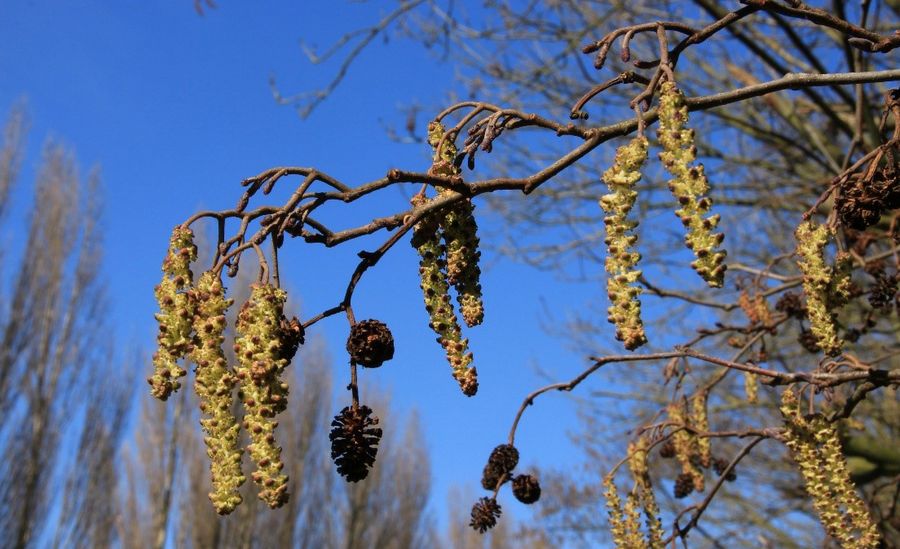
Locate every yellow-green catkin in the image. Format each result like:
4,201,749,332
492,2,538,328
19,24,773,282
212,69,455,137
691,390,711,469
428,121,485,328
780,388,880,548
411,193,478,396
190,271,245,515
830,251,853,307
149,226,197,400
603,476,630,549
795,221,843,356
622,492,648,549
627,437,665,548
669,399,705,492
657,81,727,288
744,372,759,404
600,136,649,350
234,284,291,508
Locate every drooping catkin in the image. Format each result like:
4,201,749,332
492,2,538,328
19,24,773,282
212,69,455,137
190,271,245,514
795,221,843,356
149,226,197,400
600,136,649,350
657,81,727,288
744,371,758,403
627,437,664,548
622,492,647,549
234,284,292,508
669,398,704,492
780,388,880,548
428,121,485,328
690,390,711,469
411,193,478,396
603,476,629,548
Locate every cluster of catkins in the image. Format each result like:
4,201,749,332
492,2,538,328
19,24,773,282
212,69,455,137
151,227,303,514
328,319,394,483
780,388,880,548
411,121,484,395
603,436,665,549
655,391,738,499
600,80,727,351
470,444,541,533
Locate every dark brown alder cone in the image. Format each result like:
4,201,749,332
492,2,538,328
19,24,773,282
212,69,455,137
775,291,806,318
512,474,541,504
329,405,383,482
869,273,899,311
279,316,304,362
674,472,695,498
836,165,900,230
798,329,821,354
481,444,519,490
469,497,502,533
712,457,737,481
658,440,676,459
346,319,395,368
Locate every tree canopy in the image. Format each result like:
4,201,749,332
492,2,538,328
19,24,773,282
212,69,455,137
148,1,900,547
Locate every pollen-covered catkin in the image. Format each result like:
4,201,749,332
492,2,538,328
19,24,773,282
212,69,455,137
627,437,664,548
657,81,727,288
190,271,244,514
411,193,478,396
600,136,649,350
603,476,629,548
780,388,880,548
428,121,485,328
669,399,704,493
744,371,758,403
149,226,197,400
691,390,711,469
795,221,843,356
234,284,292,508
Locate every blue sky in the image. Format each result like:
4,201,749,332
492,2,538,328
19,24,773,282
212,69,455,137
0,0,601,534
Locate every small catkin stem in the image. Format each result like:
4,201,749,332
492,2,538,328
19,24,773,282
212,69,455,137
600,136,649,350
149,226,197,400
190,271,244,515
795,221,843,356
234,284,291,508
657,81,727,288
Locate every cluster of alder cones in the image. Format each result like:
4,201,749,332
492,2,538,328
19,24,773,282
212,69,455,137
470,444,542,533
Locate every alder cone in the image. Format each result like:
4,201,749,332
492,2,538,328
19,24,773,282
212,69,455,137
674,472,695,498
329,405,382,482
712,456,737,481
346,319,395,368
836,168,900,230
512,474,541,504
481,444,519,490
469,497,501,533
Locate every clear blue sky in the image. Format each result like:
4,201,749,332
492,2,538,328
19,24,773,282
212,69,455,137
1,0,601,533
